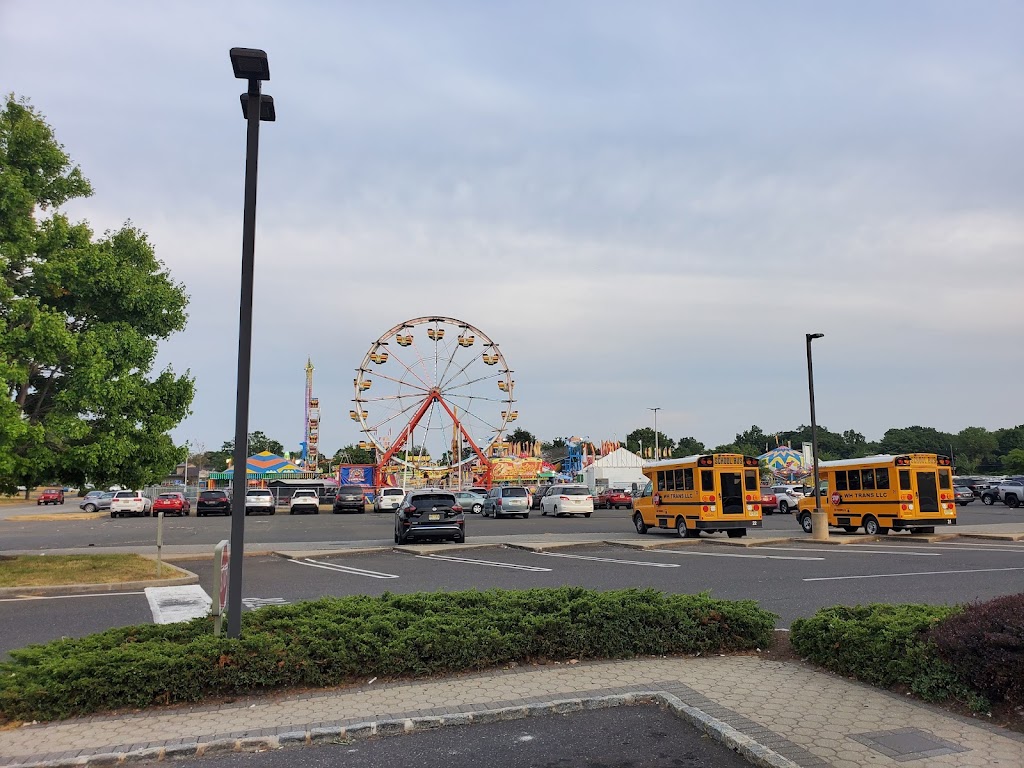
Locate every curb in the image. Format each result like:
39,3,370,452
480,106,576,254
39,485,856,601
0,564,199,598
703,537,794,549
0,693,800,768
959,532,1024,542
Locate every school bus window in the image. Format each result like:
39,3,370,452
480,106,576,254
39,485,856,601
683,468,694,491
673,469,685,490
899,469,911,490
744,470,758,491
657,471,669,492
876,468,890,490
835,471,848,491
848,470,861,491
641,481,652,498
938,469,951,489
700,469,714,490
861,469,875,490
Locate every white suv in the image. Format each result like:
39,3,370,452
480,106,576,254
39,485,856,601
289,489,320,515
244,489,276,515
771,485,808,514
109,490,153,518
374,487,405,512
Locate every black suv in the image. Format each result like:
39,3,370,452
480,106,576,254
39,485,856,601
395,490,465,544
197,490,231,516
333,486,367,514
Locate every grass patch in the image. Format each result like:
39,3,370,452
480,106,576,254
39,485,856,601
0,554,175,587
0,587,776,722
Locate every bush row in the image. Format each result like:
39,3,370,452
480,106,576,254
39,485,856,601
790,593,1024,713
0,587,776,722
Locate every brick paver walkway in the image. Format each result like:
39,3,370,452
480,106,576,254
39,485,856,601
2,656,1022,767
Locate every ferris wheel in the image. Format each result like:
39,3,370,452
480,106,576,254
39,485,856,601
351,317,516,470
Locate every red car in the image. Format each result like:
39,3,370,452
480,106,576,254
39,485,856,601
37,488,64,505
152,492,191,517
596,488,633,510
759,488,778,515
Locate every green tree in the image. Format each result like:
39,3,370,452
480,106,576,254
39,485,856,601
878,426,955,457
208,431,286,470
333,444,376,465
733,425,770,456
626,427,674,458
953,426,998,474
0,96,193,492
1003,449,1024,475
507,427,537,447
672,436,707,458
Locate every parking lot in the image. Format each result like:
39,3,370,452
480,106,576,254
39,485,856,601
3,537,1022,657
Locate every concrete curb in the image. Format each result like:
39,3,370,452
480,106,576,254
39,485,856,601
703,537,794,548
0,693,800,768
0,564,199,598
960,532,1024,541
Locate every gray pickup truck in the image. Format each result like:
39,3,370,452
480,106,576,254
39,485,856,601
996,479,1024,508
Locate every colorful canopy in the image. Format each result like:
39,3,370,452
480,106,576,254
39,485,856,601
758,445,806,479
223,451,302,475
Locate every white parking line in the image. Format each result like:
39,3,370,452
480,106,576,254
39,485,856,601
842,542,1024,554
418,555,552,572
804,566,1024,582
0,591,144,602
657,550,825,562
757,546,941,557
290,558,399,579
535,552,680,568
145,585,212,624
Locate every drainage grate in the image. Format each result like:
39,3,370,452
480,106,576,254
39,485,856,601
850,727,970,762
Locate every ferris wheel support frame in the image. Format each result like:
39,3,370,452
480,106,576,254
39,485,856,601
375,389,493,489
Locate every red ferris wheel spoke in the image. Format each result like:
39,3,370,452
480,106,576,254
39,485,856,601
378,346,433,391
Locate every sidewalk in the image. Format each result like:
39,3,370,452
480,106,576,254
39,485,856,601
2,655,1022,768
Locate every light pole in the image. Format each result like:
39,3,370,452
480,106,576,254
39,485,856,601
227,47,275,637
805,333,828,541
648,407,661,459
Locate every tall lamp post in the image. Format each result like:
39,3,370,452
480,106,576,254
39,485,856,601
805,333,828,541
227,47,276,637
648,407,661,459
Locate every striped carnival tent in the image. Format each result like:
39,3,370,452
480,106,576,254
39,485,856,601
209,452,310,483
758,445,806,480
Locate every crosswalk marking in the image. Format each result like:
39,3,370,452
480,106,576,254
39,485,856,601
418,554,552,572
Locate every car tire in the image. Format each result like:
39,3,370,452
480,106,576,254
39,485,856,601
110,511,116,518
863,516,881,536
633,513,648,534
779,500,790,514
799,512,813,534
84,503,97,513
472,504,482,514
584,512,592,518
983,494,995,505
1007,495,1020,509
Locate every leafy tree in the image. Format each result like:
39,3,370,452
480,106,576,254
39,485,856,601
541,437,568,451
1003,449,1024,475
995,426,1024,456
672,436,707,458
733,425,771,456
626,428,674,458
953,427,998,474
779,425,856,461
878,426,955,457
0,96,193,492
208,431,286,470
333,444,375,465
507,428,537,447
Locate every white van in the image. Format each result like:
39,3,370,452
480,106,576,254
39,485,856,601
374,487,406,512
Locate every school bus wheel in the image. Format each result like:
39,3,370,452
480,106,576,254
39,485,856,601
863,515,881,535
798,512,813,534
633,513,648,535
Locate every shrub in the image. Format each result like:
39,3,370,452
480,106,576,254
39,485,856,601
0,587,776,722
790,604,987,711
930,593,1024,708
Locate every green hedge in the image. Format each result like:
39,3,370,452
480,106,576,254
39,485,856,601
790,604,988,711
0,588,776,722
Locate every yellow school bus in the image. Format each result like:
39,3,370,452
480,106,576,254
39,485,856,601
632,454,764,539
796,453,957,535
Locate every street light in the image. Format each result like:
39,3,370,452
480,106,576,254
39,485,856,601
648,407,661,459
226,46,275,638
805,333,828,541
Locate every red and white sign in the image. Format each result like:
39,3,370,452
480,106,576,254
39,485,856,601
653,493,661,506
831,492,841,505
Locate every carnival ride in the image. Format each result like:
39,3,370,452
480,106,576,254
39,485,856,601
353,317,516,487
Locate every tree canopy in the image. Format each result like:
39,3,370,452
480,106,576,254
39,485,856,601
1,96,193,492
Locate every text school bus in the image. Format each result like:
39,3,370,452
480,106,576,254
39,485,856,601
632,454,764,538
796,454,957,535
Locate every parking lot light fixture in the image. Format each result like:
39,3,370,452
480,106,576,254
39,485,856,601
805,333,828,541
227,46,275,638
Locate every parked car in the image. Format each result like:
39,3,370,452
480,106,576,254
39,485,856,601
333,486,367,514
953,485,975,506
197,489,231,516
759,488,779,514
595,488,633,510
289,488,321,515
37,488,65,505
995,480,1024,508
482,486,530,518
109,490,153,518
540,485,594,517
244,489,276,515
374,487,406,512
454,491,485,514
80,491,114,513
152,492,190,517
394,489,465,544
980,484,1005,505
468,487,489,496
531,485,556,510
771,485,806,514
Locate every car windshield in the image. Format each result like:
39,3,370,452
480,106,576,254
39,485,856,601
502,488,527,497
294,490,317,497
246,490,271,496
383,489,404,496
561,487,590,496
200,491,225,499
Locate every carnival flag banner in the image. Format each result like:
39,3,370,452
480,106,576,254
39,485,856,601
339,465,376,487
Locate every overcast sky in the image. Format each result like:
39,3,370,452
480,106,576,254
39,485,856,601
3,1,1022,457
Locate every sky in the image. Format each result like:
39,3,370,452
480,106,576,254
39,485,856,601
2,1,1023,460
